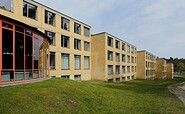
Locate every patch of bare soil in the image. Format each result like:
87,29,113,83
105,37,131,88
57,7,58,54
168,82,185,105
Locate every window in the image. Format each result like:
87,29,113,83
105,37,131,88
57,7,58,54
107,36,113,47
108,79,113,82
116,53,120,62
122,54,125,62
61,75,70,79
74,55,81,70
45,10,55,25
122,66,126,74
74,23,81,34
0,0,13,11
116,78,120,82
127,45,130,53
61,17,70,31
23,1,37,19
122,43,125,50
45,30,55,45
74,75,81,81
127,55,130,63
108,51,113,61
61,35,70,48
131,57,134,63
61,53,70,70
127,76,130,80
115,40,120,49
74,39,81,50
84,41,90,51
122,77,125,81
131,47,134,53
50,52,55,70
132,66,134,73
84,27,90,37
108,65,113,75
84,56,90,70
116,65,120,74
127,66,130,73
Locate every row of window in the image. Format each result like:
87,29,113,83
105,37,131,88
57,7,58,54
57,75,81,81
45,30,90,51
146,53,156,60
23,1,90,36
108,51,136,63
50,52,90,70
108,65,136,75
146,61,155,68
146,70,155,76
107,36,136,53
0,0,90,37
108,75,135,82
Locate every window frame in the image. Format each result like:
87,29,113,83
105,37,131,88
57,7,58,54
74,22,81,34
61,35,70,48
45,10,56,26
23,1,37,20
45,30,55,46
61,17,70,31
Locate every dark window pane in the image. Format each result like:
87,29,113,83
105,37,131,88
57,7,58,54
25,35,33,69
15,32,24,69
2,22,13,29
50,52,55,70
45,10,55,25
23,2,27,17
2,29,13,69
15,26,24,33
23,1,37,19
61,17,70,30
34,37,39,69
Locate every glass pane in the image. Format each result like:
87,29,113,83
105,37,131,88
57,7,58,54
15,72,24,81
34,70,39,78
2,22,13,29
26,71,32,80
2,71,14,82
34,37,39,69
15,32,24,69
25,35,33,69
0,0,13,11
2,29,13,69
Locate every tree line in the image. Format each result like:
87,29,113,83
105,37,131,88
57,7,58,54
163,57,185,73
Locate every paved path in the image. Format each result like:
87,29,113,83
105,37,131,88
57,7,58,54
168,82,185,105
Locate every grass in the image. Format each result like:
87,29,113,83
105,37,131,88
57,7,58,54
0,78,185,114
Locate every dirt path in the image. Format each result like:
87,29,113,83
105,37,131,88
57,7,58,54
168,82,185,105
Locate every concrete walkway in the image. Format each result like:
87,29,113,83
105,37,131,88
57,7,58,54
168,82,185,105
0,78,51,87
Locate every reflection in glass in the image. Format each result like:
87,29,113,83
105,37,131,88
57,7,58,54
2,29,13,69
25,35,33,69
15,32,24,69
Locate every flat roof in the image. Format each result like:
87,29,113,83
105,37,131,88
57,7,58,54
137,50,156,57
31,0,91,28
92,32,137,48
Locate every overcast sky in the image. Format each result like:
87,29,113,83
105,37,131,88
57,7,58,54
35,0,185,58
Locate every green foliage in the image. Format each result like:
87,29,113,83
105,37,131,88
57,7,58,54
0,78,185,114
164,57,185,72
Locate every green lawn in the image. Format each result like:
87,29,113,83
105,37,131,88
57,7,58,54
0,78,185,114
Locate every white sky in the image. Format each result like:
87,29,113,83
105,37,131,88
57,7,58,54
35,0,185,58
